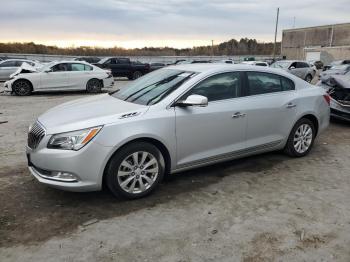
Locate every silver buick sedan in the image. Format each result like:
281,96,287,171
27,64,330,199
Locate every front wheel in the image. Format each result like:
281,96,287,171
105,142,165,199
12,80,32,96
284,118,315,157
132,71,142,80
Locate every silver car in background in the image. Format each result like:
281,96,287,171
26,64,330,199
271,60,316,83
0,59,42,81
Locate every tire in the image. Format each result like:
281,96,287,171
305,74,313,83
12,80,32,96
132,71,142,80
105,142,165,199
284,118,316,157
86,79,102,93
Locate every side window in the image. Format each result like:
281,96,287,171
185,72,242,102
15,61,25,66
51,63,69,72
290,62,297,69
296,62,309,68
255,62,267,66
84,65,93,71
118,58,129,64
247,72,283,95
71,63,86,71
110,59,117,64
280,76,295,91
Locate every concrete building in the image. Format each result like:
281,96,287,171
281,23,350,64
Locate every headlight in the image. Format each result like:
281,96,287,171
47,126,102,150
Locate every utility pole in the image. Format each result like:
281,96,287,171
273,7,279,61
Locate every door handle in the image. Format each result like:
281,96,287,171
286,103,296,108
232,112,246,118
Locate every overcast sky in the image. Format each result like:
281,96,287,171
0,0,349,48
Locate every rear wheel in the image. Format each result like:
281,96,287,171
12,80,32,96
284,118,315,157
106,142,165,199
305,74,313,83
86,79,102,93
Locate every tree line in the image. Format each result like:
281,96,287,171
0,38,280,56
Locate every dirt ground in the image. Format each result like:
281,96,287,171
0,80,350,262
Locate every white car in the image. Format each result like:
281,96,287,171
0,59,42,81
241,61,269,67
4,61,114,96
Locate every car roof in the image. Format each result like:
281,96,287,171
166,63,271,73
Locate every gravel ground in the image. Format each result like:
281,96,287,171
0,79,350,262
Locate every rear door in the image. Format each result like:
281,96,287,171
39,63,69,90
243,71,298,149
115,58,131,77
68,63,93,89
175,71,247,168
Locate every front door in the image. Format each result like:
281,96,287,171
39,63,69,90
175,71,247,168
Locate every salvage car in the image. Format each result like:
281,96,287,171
4,61,113,95
317,72,350,121
271,60,316,83
0,59,42,81
26,64,330,199
319,64,350,81
323,60,350,71
95,57,150,80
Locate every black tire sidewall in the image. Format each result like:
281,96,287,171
13,80,32,96
285,118,316,157
106,142,165,199
305,74,312,83
133,71,142,80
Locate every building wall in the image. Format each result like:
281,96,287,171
281,23,350,62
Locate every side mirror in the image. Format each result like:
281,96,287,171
176,95,208,107
44,69,52,73
289,66,296,70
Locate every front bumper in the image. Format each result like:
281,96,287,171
26,137,113,192
3,80,13,92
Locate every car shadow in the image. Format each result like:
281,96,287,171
0,151,289,247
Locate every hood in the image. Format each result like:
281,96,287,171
320,69,345,80
38,94,148,134
331,75,350,89
10,62,38,78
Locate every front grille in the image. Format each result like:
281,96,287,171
28,121,45,149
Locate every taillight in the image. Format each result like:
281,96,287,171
323,94,331,106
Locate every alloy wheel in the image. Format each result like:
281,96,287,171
117,151,159,194
293,124,313,154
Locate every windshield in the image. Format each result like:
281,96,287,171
270,61,290,69
111,69,196,105
97,57,110,64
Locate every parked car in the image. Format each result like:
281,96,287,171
270,60,316,83
319,64,350,82
0,59,42,81
216,59,235,64
241,61,269,67
26,64,330,199
317,72,350,121
73,57,101,64
4,61,113,95
177,60,212,64
149,62,166,71
323,60,350,71
95,57,150,80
